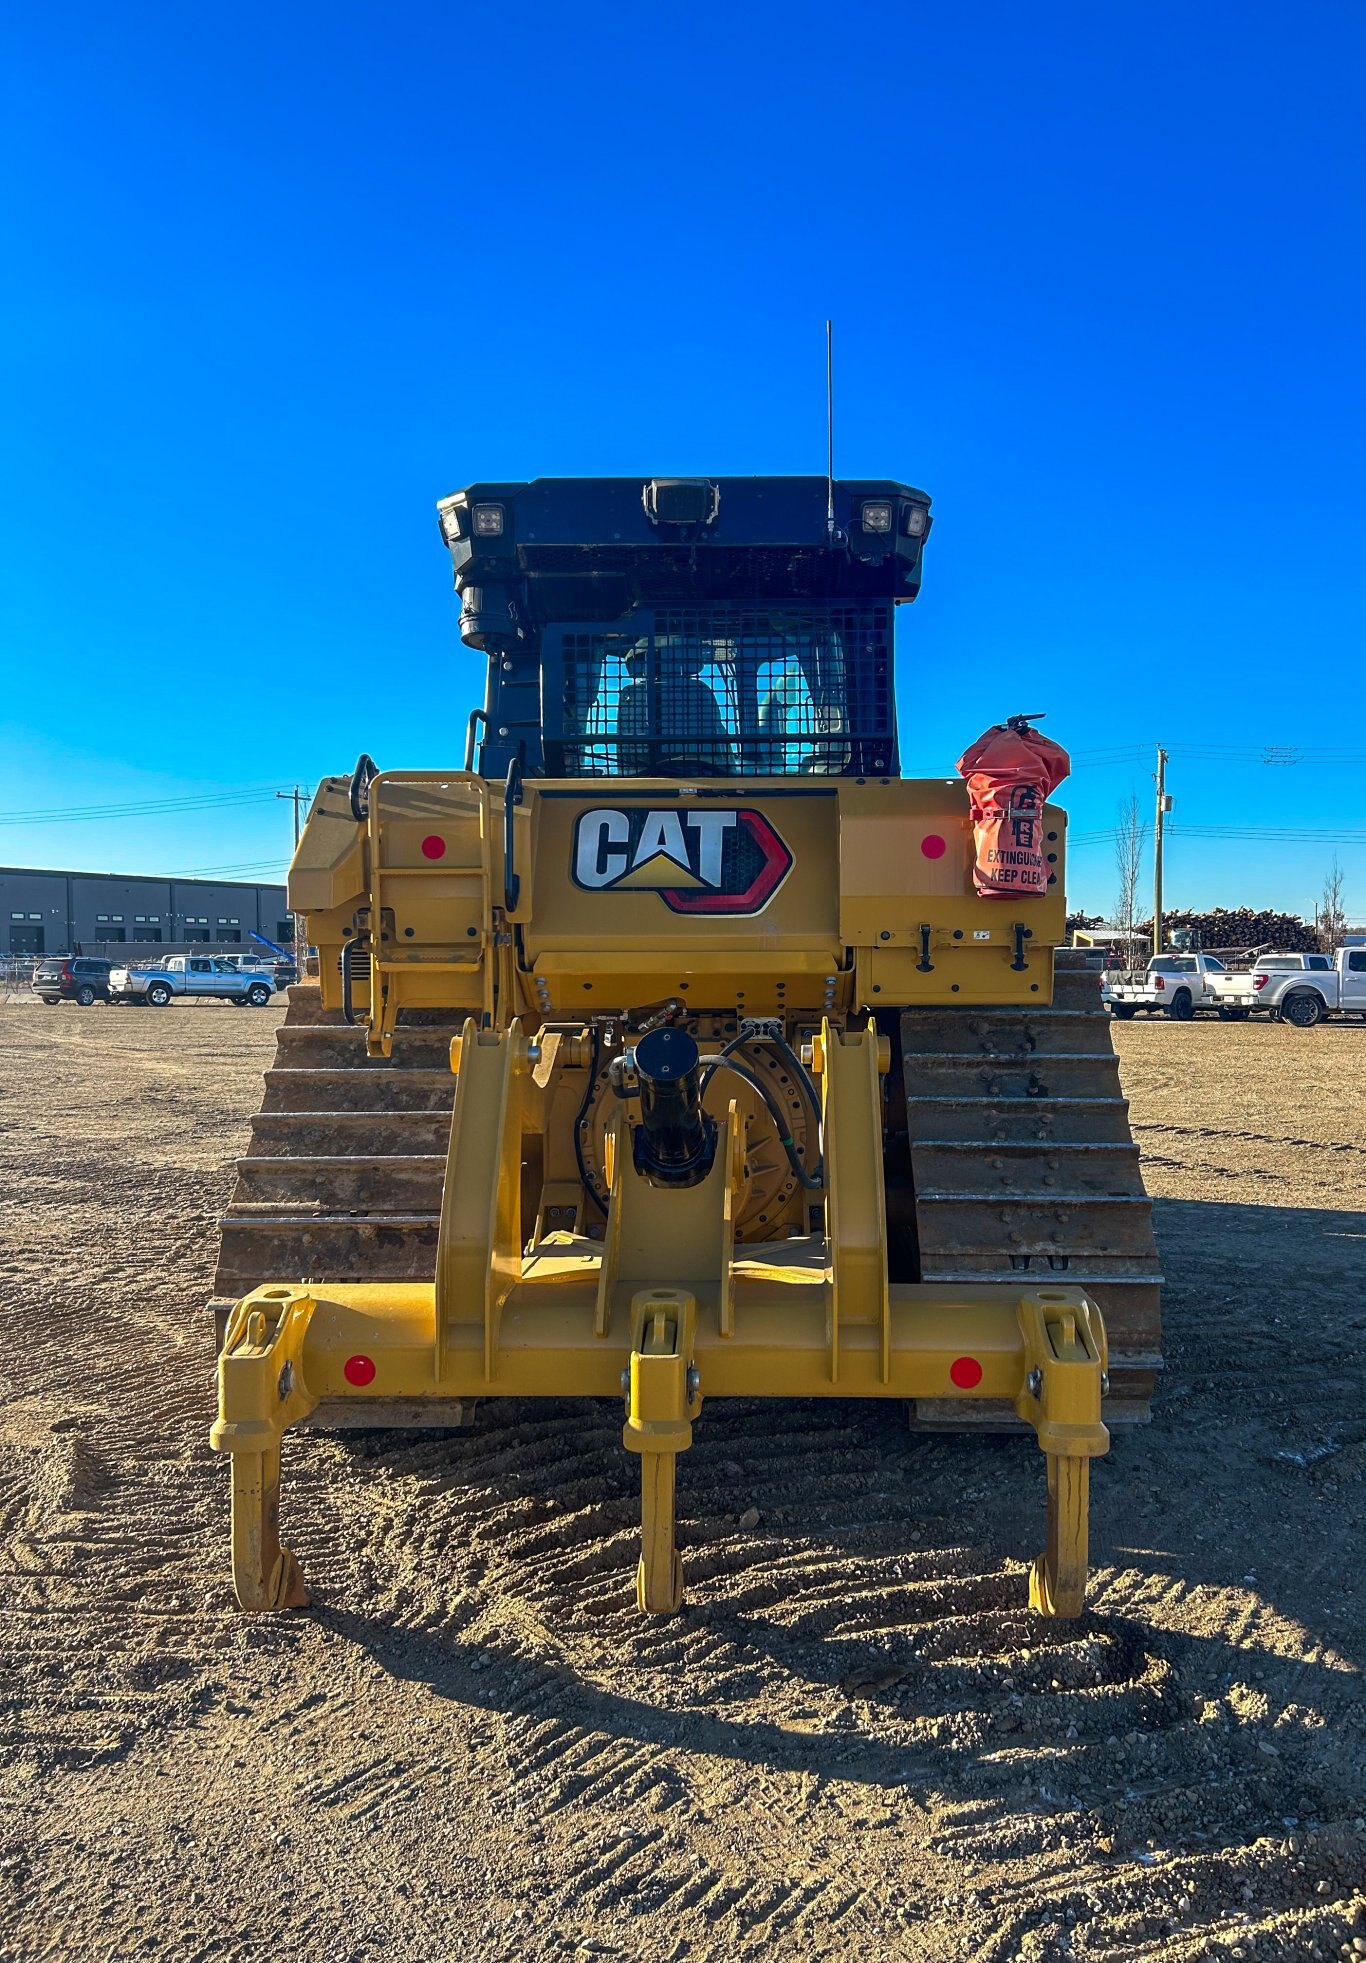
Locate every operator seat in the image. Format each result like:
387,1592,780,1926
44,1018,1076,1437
616,650,737,776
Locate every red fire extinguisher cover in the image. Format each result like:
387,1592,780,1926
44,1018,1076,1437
956,722,1071,899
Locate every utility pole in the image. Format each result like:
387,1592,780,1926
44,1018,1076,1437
276,784,304,850
1152,747,1170,958
277,786,305,976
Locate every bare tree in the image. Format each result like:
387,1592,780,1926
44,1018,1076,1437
1319,856,1346,952
1114,794,1148,969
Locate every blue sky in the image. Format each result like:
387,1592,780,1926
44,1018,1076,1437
3,2,1364,920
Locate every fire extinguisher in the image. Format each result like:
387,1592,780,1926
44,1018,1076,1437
956,714,1071,900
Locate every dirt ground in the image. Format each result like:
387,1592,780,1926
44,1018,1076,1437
1,999,1363,1963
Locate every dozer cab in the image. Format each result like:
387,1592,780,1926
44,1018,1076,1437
210,474,1161,1618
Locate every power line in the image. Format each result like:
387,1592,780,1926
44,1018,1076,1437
0,784,307,826
1070,744,1366,771
1066,823,1366,848
168,860,291,877
1165,743,1366,757
1170,825,1366,843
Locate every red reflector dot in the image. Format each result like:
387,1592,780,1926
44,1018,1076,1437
921,834,947,859
949,1355,983,1389
421,835,446,860
343,1355,376,1387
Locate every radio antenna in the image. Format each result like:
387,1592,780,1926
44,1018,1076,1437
825,318,836,541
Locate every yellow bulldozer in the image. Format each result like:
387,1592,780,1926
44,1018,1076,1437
209,474,1160,1620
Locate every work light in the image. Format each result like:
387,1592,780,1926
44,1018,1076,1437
472,504,506,538
861,502,893,534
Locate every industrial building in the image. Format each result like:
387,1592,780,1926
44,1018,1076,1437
0,865,290,959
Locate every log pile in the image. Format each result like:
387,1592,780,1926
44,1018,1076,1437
1144,908,1320,955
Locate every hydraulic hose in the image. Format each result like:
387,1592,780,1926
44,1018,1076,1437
759,1028,825,1172
700,1030,824,1175
573,1028,607,1215
699,1052,823,1191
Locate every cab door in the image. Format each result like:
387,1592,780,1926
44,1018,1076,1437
1342,949,1366,1012
186,957,215,994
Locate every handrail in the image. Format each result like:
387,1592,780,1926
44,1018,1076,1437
503,758,523,914
348,753,379,821
464,710,487,773
340,935,363,1025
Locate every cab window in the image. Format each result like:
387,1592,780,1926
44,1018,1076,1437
190,959,212,974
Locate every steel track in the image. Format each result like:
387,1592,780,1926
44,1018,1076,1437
213,960,1159,1425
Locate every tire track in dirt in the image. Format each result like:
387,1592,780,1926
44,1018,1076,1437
263,1366,1365,1959
3,1007,1366,1962
1134,1120,1366,1157
272,1391,1212,1957
0,1016,258,1785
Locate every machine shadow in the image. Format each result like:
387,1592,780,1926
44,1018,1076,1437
315,1188,1364,1843
317,1591,1358,1847
1148,1194,1366,1266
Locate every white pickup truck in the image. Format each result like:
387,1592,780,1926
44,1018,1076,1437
1103,952,1234,1020
109,954,277,1008
1208,947,1366,1028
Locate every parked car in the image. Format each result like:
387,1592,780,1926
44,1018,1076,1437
108,955,277,1007
1208,947,1366,1027
222,952,298,989
31,956,116,1007
1102,952,1234,1020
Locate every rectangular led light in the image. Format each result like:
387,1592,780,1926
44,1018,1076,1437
861,502,893,534
472,503,505,538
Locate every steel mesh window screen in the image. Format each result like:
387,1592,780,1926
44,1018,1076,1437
551,605,893,777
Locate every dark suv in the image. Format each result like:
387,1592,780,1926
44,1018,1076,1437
32,956,116,1007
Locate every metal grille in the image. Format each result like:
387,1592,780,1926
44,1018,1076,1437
553,605,893,778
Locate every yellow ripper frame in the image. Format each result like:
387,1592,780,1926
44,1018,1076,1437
211,1020,1110,1618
